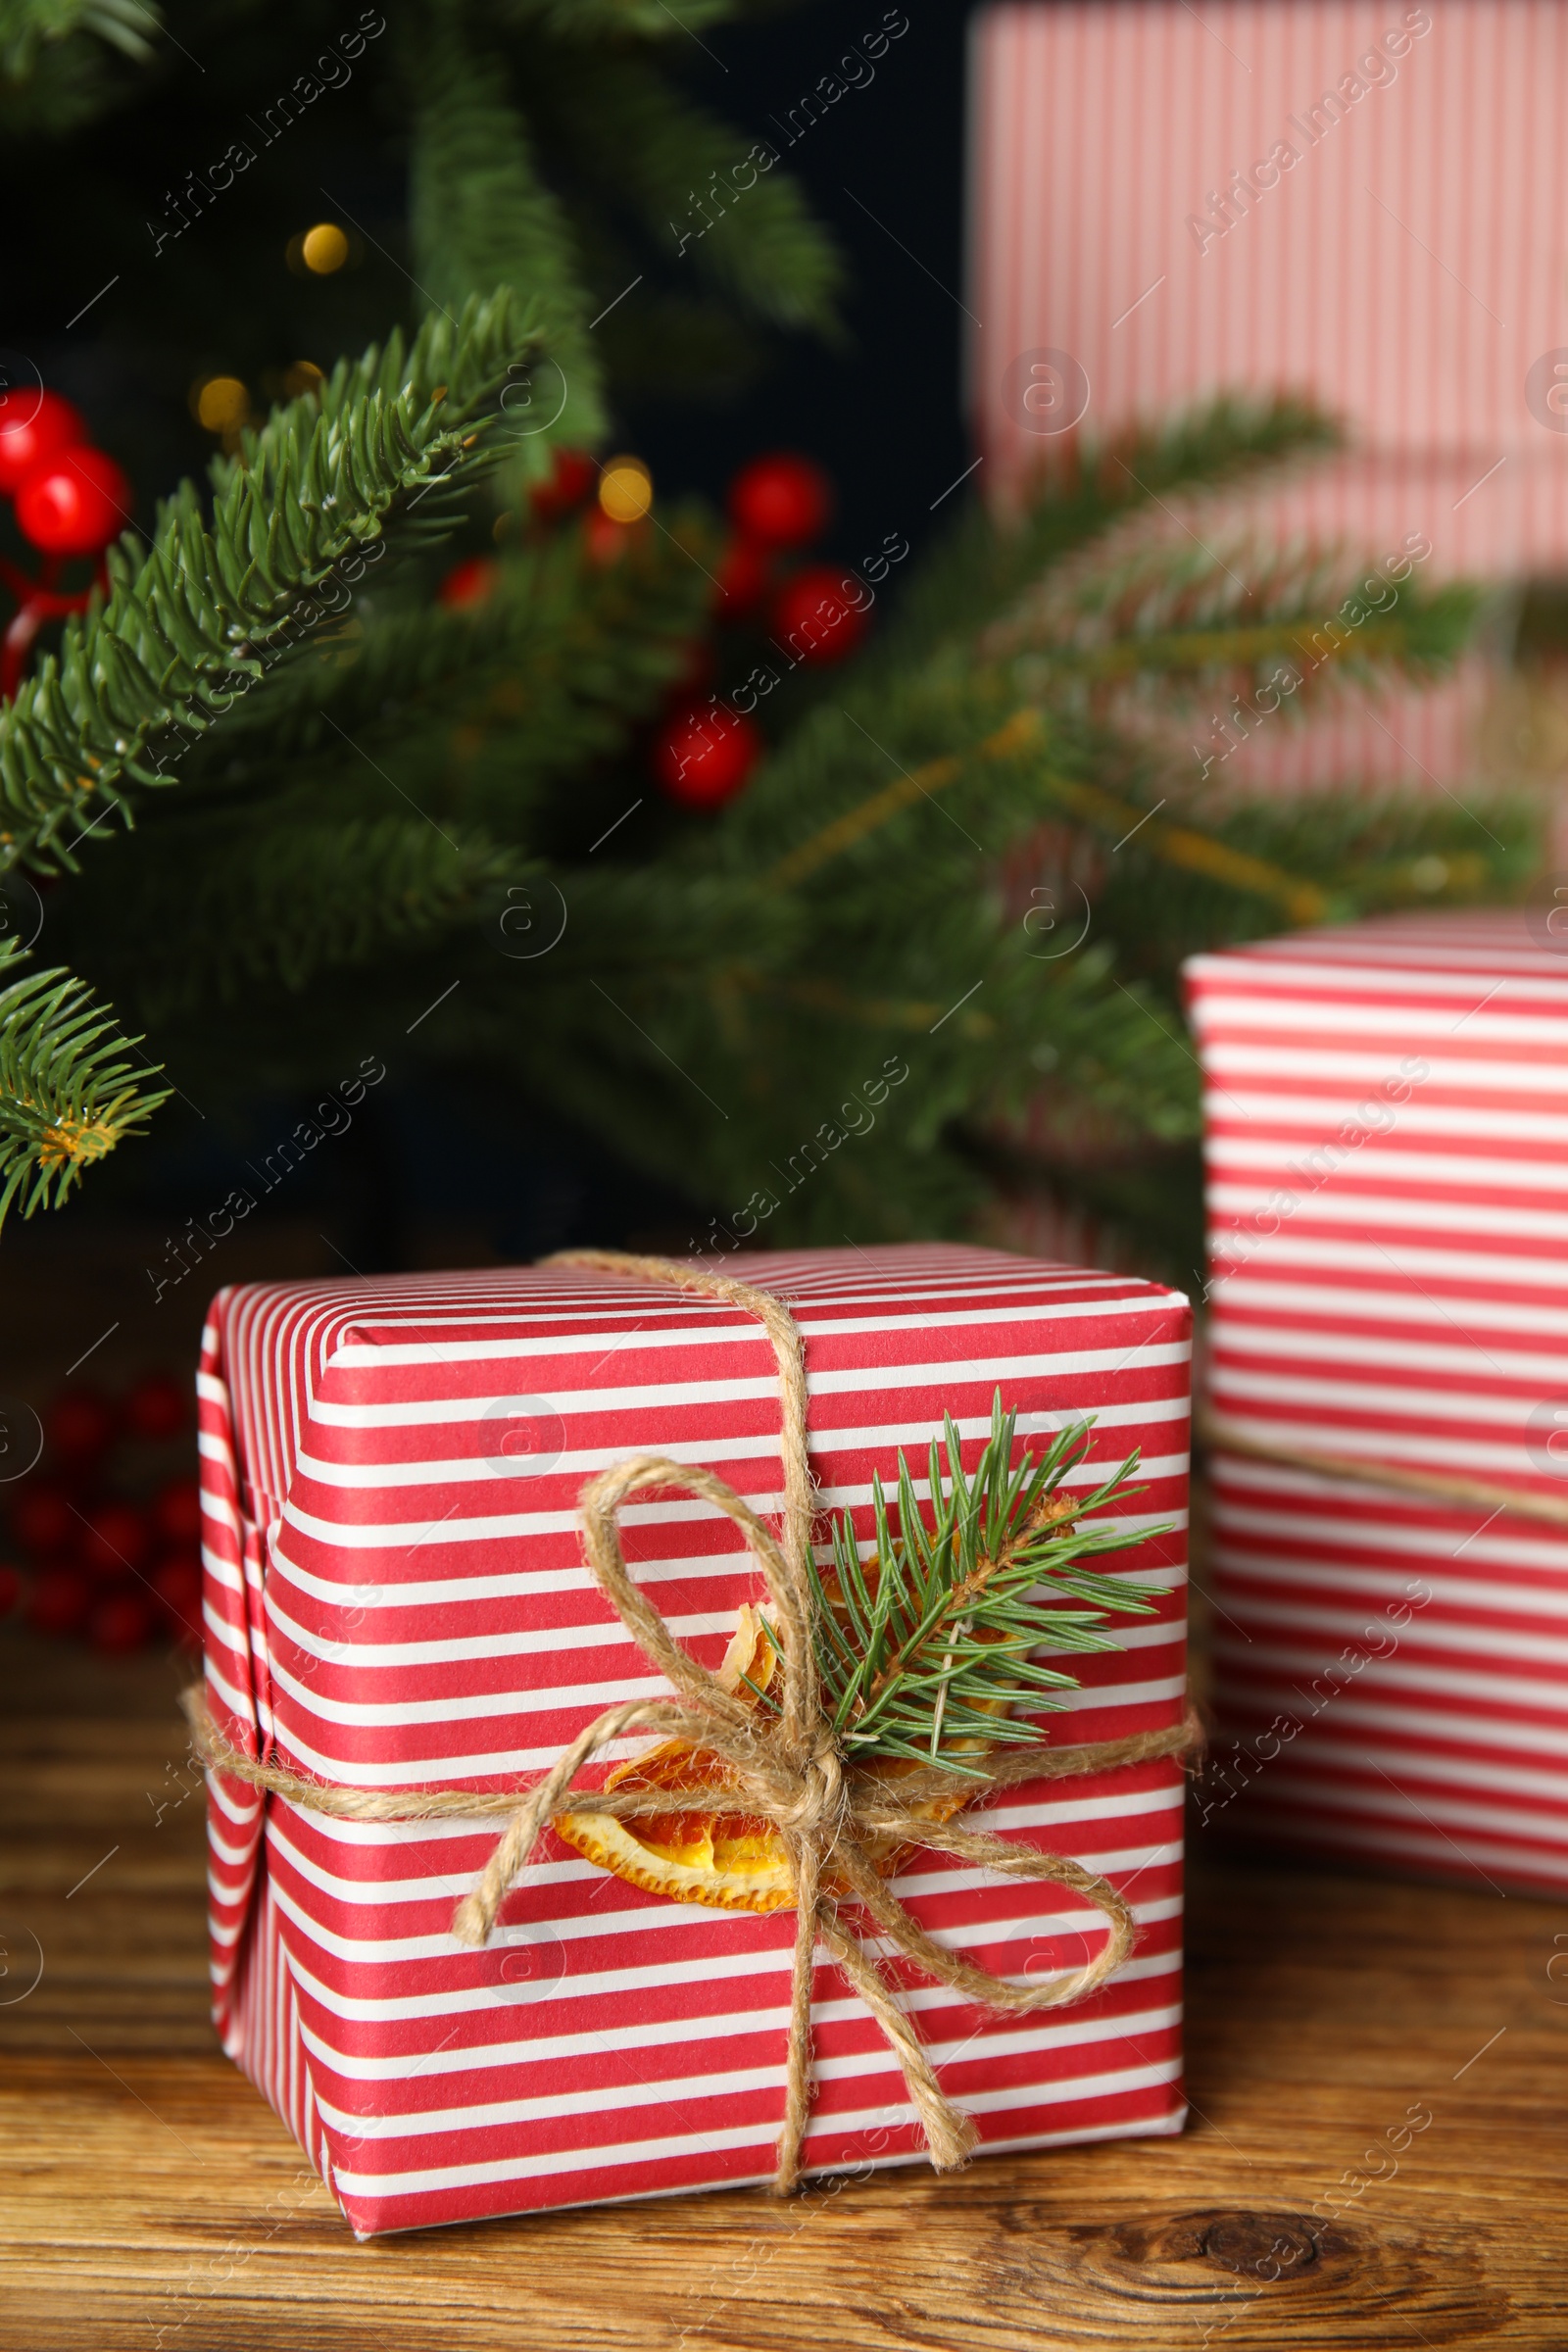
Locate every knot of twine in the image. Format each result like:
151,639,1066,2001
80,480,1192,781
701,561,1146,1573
780,1740,847,1839
187,1249,1197,2194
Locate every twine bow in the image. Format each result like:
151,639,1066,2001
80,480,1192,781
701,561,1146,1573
188,1249,1196,2195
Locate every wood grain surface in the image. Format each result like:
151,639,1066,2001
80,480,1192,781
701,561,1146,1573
2,1709,1566,2352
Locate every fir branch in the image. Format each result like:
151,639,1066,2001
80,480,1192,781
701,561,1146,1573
765,708,1043,891
200,512,714,803
791,1391,1165,1777
82,816,524,1022
761,703,1328,920
986,519,1480,698
0,936,170,1223
500,0,743,34
1045,770,1330,921
868,398,1343,684
0,0,154,132
0,0,157,76
0,293,548,877
407,24,604,455
548,52,844,333
1017,594,1479,690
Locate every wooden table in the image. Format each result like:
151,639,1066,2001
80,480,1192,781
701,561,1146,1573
3,1708,1566,2352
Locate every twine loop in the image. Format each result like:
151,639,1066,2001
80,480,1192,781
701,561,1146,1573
189,1248,1197,2196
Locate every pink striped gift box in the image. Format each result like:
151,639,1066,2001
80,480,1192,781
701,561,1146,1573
197,1243,1191,2235
969,0,1568,491
967,1,1568,793
1185,913,1568,1892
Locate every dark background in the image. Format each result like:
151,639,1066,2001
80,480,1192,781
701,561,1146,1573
632,0,975,561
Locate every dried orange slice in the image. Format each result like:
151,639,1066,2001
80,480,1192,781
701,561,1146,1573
553,1596,1021,1915
555,1474,1086,1913
555,1605,797,1911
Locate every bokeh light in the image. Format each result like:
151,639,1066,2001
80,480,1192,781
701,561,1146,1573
597,455,652,523
192,376,250,433
301,222,350,274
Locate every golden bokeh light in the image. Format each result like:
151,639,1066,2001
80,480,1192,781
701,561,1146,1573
193,375,250,433
597,455,653,524
301,222,350,274
281,360,324,399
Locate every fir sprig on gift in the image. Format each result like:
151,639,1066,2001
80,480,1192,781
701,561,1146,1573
754,1393,1166,1777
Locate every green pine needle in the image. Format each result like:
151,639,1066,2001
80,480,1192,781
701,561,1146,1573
0,936,171,1224
0,292,550,876
407,26,605,457
548,53,844,335
0,0,158,78
761,1389,1170,1778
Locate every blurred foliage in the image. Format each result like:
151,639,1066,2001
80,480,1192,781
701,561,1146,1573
0,1,1539,1262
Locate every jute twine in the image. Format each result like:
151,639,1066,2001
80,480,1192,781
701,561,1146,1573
1200,1410,1568,1530
184,1249,1198,2193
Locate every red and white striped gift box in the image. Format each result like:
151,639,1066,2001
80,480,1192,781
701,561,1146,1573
1185,913,1568,1893
198,1243,1191,2236
967,1,1568,792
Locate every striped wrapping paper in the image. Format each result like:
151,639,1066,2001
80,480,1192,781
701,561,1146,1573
1185,913,1568,1893
967,0,1568,792
198,1243,1191,2236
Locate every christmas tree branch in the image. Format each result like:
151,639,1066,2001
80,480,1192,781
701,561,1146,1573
507,0,744,33
202,513,714,797
547,51,844,333
765,710,1042,890
0,935,170,1225
869,398,1342,683
765,705,1328,919
407,23,604,458
0,293,549,875
0,0,158,77
82,816,525,1021
1029,592,1478,686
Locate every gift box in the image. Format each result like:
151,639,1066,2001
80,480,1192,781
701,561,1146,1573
1186,912,1568,1893
196,1243,1190,2235
967,0,1568,798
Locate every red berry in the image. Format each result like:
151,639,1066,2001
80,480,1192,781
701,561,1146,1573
45,1389,117,1465
122,1371,188,1443
583,506,634,566
530,447,597,521
88,1589,157,1654
727,452,832,548
151,1551,203,1642
437,556,499,612
0,388,84,494
26,1564,91,1639
0,1563,21,1617
10,1478,77,1556
15,445,131,555
152,1475,203,1546
79,1500,151,1581
654,703,761,811
713,537,773,618
771,565,869,666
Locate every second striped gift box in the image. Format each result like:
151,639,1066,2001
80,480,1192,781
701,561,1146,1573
1186,913,1568,1894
